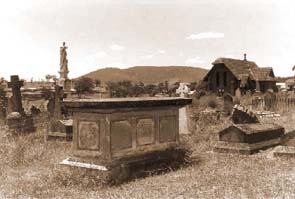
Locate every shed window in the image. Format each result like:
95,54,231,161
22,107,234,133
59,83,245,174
223,72,227,86
216,72,220,87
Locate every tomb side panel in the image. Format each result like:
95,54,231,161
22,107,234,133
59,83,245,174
159,115,177,143
110,119,133,151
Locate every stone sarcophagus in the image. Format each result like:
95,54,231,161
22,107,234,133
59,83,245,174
214,123,284,154
61,97,192,179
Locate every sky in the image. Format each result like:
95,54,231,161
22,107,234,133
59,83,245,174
1,0,295,80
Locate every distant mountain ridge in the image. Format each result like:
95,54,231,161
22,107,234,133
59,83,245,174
81,66,208,84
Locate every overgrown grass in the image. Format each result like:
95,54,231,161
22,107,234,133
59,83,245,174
1,107,295,198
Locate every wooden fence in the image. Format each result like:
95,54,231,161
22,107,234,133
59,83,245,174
251,93,295,112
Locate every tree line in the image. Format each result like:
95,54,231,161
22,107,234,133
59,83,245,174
74,77,198,98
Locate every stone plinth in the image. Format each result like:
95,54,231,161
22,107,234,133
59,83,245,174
273,146,295,158
214,123,284,154
60,97,192,182
47,119,73,141
6,112,36,134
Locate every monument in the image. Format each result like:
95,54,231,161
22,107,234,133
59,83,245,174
60,97,192,183
47,85,73,141
8,75,24,115
6,75,35,133
176,83,191,134
58,42,71,90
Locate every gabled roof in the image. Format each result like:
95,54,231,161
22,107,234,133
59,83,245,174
205,57,275,82
250,67,275,81
212,58,258,80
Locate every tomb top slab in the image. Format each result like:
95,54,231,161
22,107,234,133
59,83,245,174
63,97,192,110
233,123,284,135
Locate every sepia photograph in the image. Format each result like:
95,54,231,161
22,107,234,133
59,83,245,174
0,0,295,198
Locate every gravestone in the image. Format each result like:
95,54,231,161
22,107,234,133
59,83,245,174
60,97,192,183
6,75,35,133
47,85,73,141
176,83,190,134
235,88,241,100
214,123,284,154
223,94,234,115
8,75,24,115
231,104,259,124
265,90,275,111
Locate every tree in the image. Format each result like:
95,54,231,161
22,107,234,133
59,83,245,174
94,79,101,87
74,77,95,98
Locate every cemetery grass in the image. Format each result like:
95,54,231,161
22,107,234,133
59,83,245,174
1,111,295,198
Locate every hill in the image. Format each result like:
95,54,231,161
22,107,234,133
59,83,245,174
81,66,208,84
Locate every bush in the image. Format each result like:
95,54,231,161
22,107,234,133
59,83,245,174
74,77,95,98
208,98,218,109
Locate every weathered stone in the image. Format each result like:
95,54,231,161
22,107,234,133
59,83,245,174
273,146,295,158
223,93,234,115
47,85,73,141
214,123,284,154
6,112,36,134
6,76,35,133
7,75,24,115
47,119,73,141
231,104,259,124
60,97,192,182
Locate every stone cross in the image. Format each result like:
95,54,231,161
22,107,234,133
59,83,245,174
53,85,63,118
176,83,190,97
8,75,24,115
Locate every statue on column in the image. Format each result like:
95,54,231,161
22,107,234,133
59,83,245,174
58,42,70,89
59,42,69,80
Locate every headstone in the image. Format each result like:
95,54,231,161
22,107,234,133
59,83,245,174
265,90,275,111
53,85,63,118
235,88,241,99
6,75,36,133
176,83,190,134
231,104,259,124
176,83,190,97
47,85,73,141
223,94,234,115
214,123,284,154
7,75,24,115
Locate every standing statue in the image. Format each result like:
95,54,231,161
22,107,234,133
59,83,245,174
60,42,68,72
59,42,69,80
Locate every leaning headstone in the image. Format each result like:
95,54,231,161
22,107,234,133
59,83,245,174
231,104,259,124
214,123,284,154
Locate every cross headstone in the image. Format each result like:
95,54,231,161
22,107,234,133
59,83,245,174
53,85,63,118
176,83,190,97
8,75,24,115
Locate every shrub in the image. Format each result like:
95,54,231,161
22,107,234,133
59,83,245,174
208,98,218,109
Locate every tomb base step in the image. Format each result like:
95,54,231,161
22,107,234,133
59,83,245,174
47,131,72,141
214,138,281,155
273,146,295,158
59,148,187,184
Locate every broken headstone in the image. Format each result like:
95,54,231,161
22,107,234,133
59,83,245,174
231,104,259,124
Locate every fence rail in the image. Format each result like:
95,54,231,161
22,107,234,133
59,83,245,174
251,93,295,112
